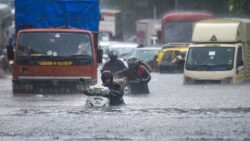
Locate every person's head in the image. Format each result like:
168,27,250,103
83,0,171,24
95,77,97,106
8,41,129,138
101,70,113,84
127,57,139,69
78,42,88,50
108,50,118,61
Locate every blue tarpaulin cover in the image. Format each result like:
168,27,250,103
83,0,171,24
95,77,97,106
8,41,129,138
15,0,100,32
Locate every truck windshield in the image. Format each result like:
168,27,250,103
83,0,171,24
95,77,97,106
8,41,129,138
16,32,93,65
185,47,235,71
163,21,193,43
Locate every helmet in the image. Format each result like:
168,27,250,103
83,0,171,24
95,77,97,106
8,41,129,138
108,50,118,60
127,57,139,69
101,70,113,83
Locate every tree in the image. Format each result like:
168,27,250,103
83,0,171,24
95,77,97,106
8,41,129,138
227,0,250,16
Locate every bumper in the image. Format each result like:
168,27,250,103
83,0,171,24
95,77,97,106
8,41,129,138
159,63,183,73
183,77,233,84
12,77,97,94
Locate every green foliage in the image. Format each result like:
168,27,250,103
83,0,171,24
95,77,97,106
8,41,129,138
227,0,250,15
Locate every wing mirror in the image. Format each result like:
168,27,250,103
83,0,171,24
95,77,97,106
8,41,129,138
97,48,103,64
237,60,244,67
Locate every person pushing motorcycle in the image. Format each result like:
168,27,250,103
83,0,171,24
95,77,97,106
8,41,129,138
102,50,127,74
101,70,125,106
116,57,151,94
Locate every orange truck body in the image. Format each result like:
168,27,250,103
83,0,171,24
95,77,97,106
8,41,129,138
12,28,98,94
12,0,100,94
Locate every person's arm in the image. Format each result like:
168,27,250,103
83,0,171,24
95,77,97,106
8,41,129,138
119,60,127,70
141,66,151,83
113,68,128,78
109,83,124,98
101,62,110,72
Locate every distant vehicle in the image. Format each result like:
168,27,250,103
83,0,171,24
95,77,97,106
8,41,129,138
135,19,161,46
99,41,119,64
129,47,161,71
0,0,14,8
9,0,102,94
161,11,214,44
0,3,12,49
184,18,250,84
99,9,123,41
108,42,139,64
156,11,213,73
157,45,188,73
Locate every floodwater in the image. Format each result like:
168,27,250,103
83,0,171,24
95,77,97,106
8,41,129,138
0,73,250,141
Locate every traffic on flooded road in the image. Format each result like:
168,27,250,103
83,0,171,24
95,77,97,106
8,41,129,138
0,72,250,140
1,0,250,141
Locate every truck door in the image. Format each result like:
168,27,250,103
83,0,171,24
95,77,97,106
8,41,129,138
235,46,244,83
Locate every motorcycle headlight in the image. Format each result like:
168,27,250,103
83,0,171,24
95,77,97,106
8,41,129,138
87,87,93,94
102,88,110,95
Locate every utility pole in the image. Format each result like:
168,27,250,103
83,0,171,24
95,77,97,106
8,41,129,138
153,4,157,20
175,0,178,10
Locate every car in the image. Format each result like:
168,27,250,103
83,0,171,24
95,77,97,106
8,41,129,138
128,47,161,71
157,45,188,73
107,42,139,65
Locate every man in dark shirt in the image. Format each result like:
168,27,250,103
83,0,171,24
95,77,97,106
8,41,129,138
117,57,151,94
102,50,127,73
101,70,125,106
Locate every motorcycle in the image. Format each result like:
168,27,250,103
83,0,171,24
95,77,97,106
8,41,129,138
80,78,110,107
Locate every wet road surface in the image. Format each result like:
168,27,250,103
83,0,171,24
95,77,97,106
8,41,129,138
0,73,250,141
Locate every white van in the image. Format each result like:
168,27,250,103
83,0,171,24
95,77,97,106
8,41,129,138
184,18,250,84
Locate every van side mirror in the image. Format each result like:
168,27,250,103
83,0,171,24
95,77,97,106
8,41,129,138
97,48,103,64
237,60,244,67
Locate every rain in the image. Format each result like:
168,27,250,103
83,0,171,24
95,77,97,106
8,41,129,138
0,0,250,141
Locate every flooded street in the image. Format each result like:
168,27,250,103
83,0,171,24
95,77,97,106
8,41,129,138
2,0,250,140
0,73,250,141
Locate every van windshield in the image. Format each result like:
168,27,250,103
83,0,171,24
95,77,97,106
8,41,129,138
16,32,93,65
185,47,235,71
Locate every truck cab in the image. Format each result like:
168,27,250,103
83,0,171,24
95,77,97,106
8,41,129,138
11,0,101,94
184,18,250,84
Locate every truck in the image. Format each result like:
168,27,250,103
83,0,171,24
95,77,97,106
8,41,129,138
135,19,160,46
184,18,250,84
8,0,102,94
99,9,123,41
156,11,213,72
